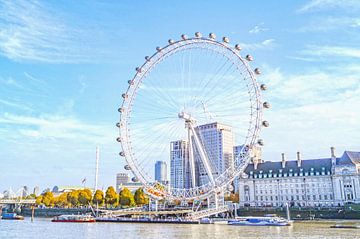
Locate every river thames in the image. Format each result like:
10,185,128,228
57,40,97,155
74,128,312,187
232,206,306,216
1,218,359,239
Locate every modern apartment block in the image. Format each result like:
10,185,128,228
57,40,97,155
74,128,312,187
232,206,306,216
155,160,168,184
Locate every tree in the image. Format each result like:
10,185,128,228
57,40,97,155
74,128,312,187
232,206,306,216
67,190,80,207
134,188,149,206
41,191,54,207
105,186,118,207
119,187,135,207
93,190,104,205
78,190,92,206
224,193,239,203
35,195,43,205
54,192,69,207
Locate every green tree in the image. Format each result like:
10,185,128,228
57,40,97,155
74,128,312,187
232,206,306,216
93,190,104,205
67,190,79,207
105,186,118,207
119,187,135,207
134,188,149,206
78,189,92,206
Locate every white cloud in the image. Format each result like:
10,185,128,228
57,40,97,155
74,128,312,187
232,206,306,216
241,39,275,51
261,65,360,160
0,99,33,112
0,0,120,63
0,113,114,144
297,0,360,13
302,45,360,58
298,17,360,32
249,23,269,34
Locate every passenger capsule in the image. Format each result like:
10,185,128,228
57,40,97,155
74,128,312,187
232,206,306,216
119,151,125,157
262,121,269,127
222,37,230,43
168,39,175,44
254,68,261,75
181,34,187,40
145,56,150,61
263,102,271,109
209,33,216,39
135,67,141,73
116,137,121,142
124,165,131,170
116,122,121,128
257,139,264,146
118,107,124,113
195,32,202,38
132,177,138,182
122,93,128,99
260,84,267,91
156,46,161,52
235,44,241,51
246,55,253,61
128,80,134,85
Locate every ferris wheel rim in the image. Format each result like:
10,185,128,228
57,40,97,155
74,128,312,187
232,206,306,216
118,33,265,200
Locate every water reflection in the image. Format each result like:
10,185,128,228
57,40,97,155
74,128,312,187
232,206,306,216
0,218,359,239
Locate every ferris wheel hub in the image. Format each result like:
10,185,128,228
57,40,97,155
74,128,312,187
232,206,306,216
178,111,196,123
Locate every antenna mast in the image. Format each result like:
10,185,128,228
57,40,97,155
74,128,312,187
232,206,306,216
95,146,99,191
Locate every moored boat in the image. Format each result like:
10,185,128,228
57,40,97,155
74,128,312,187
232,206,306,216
52,214,96,223
96,216,200,224
228,215,292,226
1,212,24,220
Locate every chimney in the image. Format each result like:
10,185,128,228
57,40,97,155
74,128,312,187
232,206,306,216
331,147,336,158
331,146,336,166
281,153,286,168
297,151,301,167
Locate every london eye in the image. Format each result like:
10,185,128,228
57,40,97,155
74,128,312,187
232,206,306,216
117,32,269,201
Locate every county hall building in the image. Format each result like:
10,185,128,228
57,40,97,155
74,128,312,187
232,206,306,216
238,147,360,207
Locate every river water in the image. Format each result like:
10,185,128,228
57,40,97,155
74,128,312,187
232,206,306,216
0,218,359,239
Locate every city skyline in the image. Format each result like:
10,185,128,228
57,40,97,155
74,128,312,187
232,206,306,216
1,0,360,191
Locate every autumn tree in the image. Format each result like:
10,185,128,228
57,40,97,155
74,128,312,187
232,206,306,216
54,192,69,207
35,195,43,205
78,190,92,206
105,186,118,207
93,190,104,205
134,188,149,206
41,191,54,207
119,187,135,207
67,190,80,207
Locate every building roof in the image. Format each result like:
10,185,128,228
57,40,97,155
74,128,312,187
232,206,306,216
244,150,360,177
245,158,332,175
337,151,360,165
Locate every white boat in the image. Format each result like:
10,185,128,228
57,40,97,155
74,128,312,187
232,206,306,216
52,214,96,223
228,215,292,226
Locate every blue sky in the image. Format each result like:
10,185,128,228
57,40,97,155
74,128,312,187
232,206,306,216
0,0,359,192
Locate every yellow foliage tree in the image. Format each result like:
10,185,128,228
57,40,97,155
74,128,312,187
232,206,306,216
105,186,118,207
93,190,104,205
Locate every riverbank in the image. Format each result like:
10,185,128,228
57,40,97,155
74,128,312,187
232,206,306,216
19,206,360,220
237,207,360,220
21,208,92,217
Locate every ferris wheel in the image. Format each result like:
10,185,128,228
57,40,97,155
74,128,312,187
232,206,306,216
117,32,269,201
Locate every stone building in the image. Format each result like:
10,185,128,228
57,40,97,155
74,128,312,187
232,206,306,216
238,148,360,207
